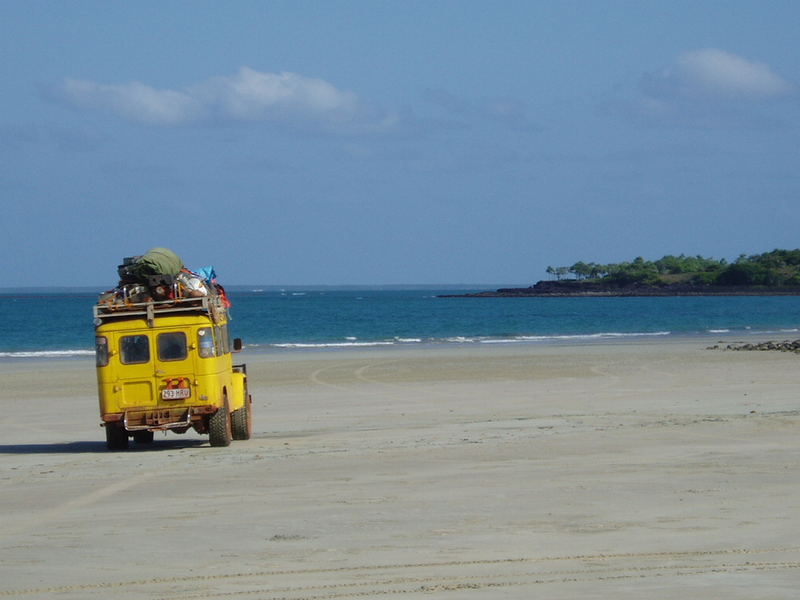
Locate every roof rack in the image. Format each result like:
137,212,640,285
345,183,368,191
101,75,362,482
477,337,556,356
93,295,228,328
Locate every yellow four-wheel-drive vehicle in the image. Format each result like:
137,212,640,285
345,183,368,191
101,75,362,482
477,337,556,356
94,295,252,450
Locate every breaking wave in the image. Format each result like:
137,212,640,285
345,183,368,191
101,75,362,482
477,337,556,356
0,349,94,359
259,331,675,351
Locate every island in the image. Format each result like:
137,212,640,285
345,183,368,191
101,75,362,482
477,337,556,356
442,249,800,297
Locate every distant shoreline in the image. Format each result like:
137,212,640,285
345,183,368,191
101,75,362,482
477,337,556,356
440,281,800,297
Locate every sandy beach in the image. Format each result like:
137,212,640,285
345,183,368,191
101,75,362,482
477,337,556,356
1,338,799,598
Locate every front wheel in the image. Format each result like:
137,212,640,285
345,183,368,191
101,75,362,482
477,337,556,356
208,399,232,447
105,424,129,451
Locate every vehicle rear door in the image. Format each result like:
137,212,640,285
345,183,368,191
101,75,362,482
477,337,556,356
116,332,157,408
153,329,195,406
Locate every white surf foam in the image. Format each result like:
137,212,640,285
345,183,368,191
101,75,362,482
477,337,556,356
0,349,94,359
480,331,671,344
272,341,396,349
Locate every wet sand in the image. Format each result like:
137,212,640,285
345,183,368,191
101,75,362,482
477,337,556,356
1,339,799,598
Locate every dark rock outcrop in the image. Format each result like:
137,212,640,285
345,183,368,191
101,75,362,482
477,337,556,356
707,340,800,353
440,280,800,298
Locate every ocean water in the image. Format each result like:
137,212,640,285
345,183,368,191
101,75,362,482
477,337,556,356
3,289,800,359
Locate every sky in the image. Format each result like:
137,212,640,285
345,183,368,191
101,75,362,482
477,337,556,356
1,0,798,287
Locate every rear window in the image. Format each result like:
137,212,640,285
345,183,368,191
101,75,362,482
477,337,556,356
120,335,150,364
158,332,188,361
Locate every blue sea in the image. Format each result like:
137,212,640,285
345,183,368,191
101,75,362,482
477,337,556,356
3,288,800,359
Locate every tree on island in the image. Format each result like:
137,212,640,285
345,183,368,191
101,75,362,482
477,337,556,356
546,250,800,288
546,265,571,280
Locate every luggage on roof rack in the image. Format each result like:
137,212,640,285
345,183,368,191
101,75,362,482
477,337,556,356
97,247,230,326
93,294,229,327
134,247,182,280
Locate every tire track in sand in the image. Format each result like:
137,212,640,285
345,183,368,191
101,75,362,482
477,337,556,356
1,470,157,538
3,546,798,598
310,361,411,397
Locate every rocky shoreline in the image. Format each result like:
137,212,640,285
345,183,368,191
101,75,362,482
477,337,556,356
441,280,800,297
707,339,800,353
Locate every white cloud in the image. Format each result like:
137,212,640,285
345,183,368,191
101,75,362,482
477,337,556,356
55,67,396,133
642,49,792,101
193,67,361,122
60,79,202,124
679,49,790,97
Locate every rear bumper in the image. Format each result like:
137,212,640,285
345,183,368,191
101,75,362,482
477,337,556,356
102,405,216,431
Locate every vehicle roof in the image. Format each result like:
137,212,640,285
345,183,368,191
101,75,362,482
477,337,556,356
96,314,226,332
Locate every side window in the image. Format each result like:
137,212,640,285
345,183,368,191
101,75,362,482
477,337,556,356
158,332,187,361
120,335,150,364
220,324,231,355
198,327,215,358
214,326,225,356
95,336,109,367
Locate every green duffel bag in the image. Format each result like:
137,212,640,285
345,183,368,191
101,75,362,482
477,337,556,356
131,247,184,280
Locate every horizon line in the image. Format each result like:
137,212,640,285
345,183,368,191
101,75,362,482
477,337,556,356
0,283,528,292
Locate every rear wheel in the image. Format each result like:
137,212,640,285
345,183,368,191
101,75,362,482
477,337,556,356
232,395,252,441
105,424,129,450
133,430,154,444
209,398,232,447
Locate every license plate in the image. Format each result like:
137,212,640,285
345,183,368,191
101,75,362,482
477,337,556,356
162,388,191,400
